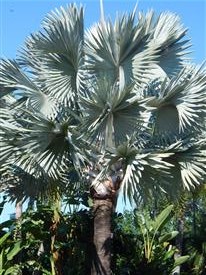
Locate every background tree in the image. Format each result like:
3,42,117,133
0,2,206,274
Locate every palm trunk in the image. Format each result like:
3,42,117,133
50,198,62,275
14,201,23,263
15,200,22,220
14,200,22,239
91,198,113,275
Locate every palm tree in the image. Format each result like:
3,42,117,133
0,3,206,274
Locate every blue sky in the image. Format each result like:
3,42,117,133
0,0,206,221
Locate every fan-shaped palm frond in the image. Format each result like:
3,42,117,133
0,107,87,182
0,59,36,92
85,9,157,86
0,3,205,207
80,78,151,149
19,4,84,108
104,140,174,203
104,136,206,204
165,138,206,191
148,12,190,76
0,59,58,118
85,9,190,90
0,104,89,202
0,84,15,98
147,64,206,136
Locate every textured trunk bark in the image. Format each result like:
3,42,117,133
14,201,23,263
91,198,113,275
15,201,22,240
15,201,22,220
50,199,62,275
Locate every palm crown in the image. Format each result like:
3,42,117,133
0,4,205,204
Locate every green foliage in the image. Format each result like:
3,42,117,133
0,202,93,274
180,186,206,274
0,199,206,274
136,205,176,262
0,231,23,274
112,206,189,274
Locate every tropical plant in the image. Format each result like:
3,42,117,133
0,230,24,275
180,185,206,274
0,202,93,275
136,205,177,263
112,206,189,275
0,2,206,274
0,203,192,275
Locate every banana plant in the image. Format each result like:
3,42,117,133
135,205,189,273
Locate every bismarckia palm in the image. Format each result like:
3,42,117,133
0,3,206,274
